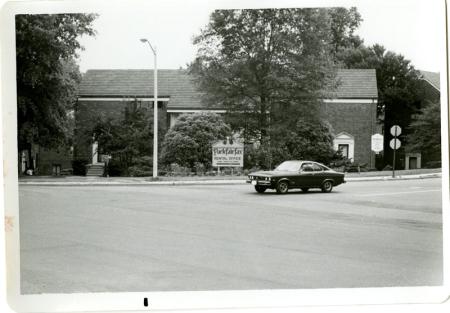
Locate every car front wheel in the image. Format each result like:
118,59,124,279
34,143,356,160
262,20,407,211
321,180,333,193
276,181,289,194
255,186,267,193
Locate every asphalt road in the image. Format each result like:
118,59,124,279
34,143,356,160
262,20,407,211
19,178,443,294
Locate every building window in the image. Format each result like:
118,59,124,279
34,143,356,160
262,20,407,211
169,113,182,128
338,144,349,158
52,164,61,176
151,101,166,109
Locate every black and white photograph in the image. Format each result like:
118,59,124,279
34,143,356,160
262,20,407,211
1,0,448,311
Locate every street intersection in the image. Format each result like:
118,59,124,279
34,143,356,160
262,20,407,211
19,178,443,294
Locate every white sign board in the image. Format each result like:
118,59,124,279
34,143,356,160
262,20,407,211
390,138,401,150
212,140,244,167
371,133,384,153
390,125,402,137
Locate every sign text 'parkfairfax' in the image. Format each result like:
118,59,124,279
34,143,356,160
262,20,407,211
212,140,244,167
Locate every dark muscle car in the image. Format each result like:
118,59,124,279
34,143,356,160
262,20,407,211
247,160,345,194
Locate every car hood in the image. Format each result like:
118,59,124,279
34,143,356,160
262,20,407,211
249,170,296,177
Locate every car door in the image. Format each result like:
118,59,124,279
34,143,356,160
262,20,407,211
297,162,315,187
311,162,326,186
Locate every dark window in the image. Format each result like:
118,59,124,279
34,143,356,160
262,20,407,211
409,157,418,169
338,144,349,158
151,101,166,109
311,163,323,172
301,163,314,172
52,164,61,176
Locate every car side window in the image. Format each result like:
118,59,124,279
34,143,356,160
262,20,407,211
301,163,313,172
311,163,323,172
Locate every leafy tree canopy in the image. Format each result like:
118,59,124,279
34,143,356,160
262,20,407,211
189,8,361,145
337,44,423,128
161,113,231,168
244,115,338,169
16,14,97,152
328,7,363,56
92,103,162,175
405,101,441,164
272,116,338,167
336,43,424,165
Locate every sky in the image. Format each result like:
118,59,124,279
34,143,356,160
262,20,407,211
75,0,446,74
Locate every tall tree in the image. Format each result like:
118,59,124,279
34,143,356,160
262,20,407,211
189,8,361,148
337,44,423,166
405,101,441,165
328,7,363,56
16,14,97,167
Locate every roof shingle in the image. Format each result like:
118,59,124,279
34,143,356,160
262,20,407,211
78,68,378,109
334,69,378,99
420,70,440,91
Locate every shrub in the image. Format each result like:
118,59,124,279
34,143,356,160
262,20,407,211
161,112,232,169
194,162,206,175
423,161,441,169
244,116,337,169
128,165,152,177
169,163,191,176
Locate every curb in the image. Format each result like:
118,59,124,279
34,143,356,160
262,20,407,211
19,180,247,187
18,173,442,186
344,173,442,182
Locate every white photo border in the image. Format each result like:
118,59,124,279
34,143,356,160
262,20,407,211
1,0,449,312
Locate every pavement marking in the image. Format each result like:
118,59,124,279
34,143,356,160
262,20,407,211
358,189,441,197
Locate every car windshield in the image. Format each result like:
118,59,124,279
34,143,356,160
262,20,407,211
274,161,301,172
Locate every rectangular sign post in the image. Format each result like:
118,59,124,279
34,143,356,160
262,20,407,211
371,134,384,154
212,139,244,174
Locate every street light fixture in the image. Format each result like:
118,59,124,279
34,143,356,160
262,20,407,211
140,38,158,178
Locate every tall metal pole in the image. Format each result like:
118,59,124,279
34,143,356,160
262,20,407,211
392,127,397,178
140,38,158,178
153,48,158,178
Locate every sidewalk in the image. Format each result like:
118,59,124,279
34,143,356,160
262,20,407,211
18,168,442,186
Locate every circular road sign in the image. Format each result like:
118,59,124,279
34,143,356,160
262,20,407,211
390,125,402,137
390,138,401,150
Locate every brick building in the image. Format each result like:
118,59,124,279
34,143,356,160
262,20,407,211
403,70,441,169
322,69,379,168
18,144,73,176
75,68,379,172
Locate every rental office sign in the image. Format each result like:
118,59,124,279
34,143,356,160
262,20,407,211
212,140,244,167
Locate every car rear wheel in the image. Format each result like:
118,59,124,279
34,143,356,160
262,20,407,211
276,181,289,194
321,180,333,193
301,188,309,193
255,186,267,193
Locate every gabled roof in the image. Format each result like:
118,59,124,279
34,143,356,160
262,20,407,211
420,70,440,91
334,69,378,99
78,69,204,109
335,131,354,139
78,68,378,109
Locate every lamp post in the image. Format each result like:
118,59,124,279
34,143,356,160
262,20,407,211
140,38,158,178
